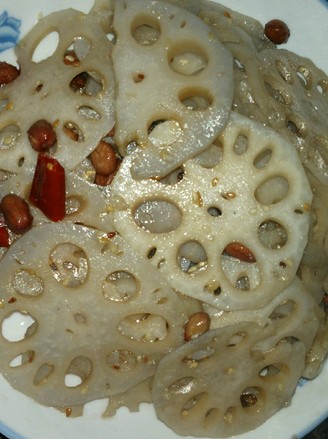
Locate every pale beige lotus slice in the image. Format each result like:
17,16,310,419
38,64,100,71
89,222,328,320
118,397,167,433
102,377,153,417
110,112,312,310
204,276,321,354
0,8,115,174
256,49,328,185
112,0,234,179
152,322,306,438
0,222,190,407
0,170,114,231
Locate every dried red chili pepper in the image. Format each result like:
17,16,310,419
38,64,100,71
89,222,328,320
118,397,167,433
0,212,10,247
29,153,66,222
0,224,10,247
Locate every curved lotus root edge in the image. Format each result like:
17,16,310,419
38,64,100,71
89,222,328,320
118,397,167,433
204,276,321,354
110,112,312,311
251,49,328,184
112,0,234,179
152,321,307,438
0,222,191,407
0,170,114,232
0,8,115,174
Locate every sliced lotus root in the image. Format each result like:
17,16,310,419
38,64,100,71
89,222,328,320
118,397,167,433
0,170,114,232
110,112,312,310
0,8,115,174
102,377,153,417
111,0,234,179
256,49,328,185
0,222,190,407
204,276,320,354
303,319,328,379
152,322,306,438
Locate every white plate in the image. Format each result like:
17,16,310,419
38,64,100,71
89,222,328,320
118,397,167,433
0,1,328,438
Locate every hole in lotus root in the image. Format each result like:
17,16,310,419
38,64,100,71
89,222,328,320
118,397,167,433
274,59,293,84
65,195,84,216
102,271,138,302
268,300,296,321
253,148,273,169
255,176,289,205
280,336,300,345
258,220,288,249
64,37,92,65
207,206,222,217
11,269,44,297
234,58,245,72
264,81,290,105
10,350,35,368
168,376,197,394
194,141,223,168
227,331,248,347
180,88,212,111
33,363,55,385
132,71,145,83
0,98,9,113
178,241,208,274
63,122,84,142
259,363,285,378
240,387,263,408
235,274,250,291
296,66,311,90
0,124,20,151
70,71,103,96
49,243,89,288
133,200,181,233
158,167,184,185
131,15,161,45
286,115,307,138
183,346,215,365
2,312,37,342
147,247,157,259
317,79,328,95
117,313,168,342
148,119,183,148
106,349,137,372
168,43,208,76
77,105,101,120
32,31,59,63
234,134,249,156
221,250,260,292
65,356,92,388
181,392,208,416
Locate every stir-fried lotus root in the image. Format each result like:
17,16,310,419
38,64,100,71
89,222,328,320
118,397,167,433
0,170,114,232
255,49,328,185
111,112,312,310
152,322,306,438
0,8,115,174
112,0,234,179
204,277,321,355
0,222,192,407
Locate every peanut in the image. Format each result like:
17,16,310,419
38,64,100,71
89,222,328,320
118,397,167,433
1,194,33,235
224,242,256,263
90,140,117,176
0,61,20,86
63,50,80,67
27,119,57,152
184,312,210,341
264,19,290,45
